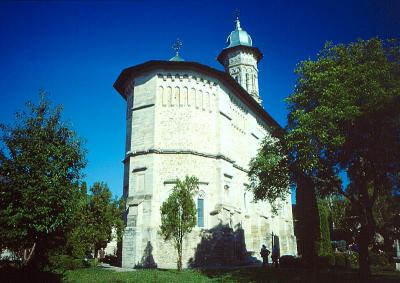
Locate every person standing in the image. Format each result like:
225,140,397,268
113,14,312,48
260,245,271,268
271,246,279,268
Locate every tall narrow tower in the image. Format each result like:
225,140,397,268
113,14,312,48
217,16,263,104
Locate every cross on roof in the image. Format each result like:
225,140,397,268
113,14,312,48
234,8,240,20
172,38,183,55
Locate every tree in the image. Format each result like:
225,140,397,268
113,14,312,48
0,94,87,268
65,182,93,259
159,176,199,271
85,182,125,261
248,133,321,266
285,38,400,277
248,134,290,213
317,200,333,256
64,182,124,264
327,196,353,243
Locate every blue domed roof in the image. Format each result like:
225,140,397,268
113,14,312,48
226,18,253,48
169,53,185,61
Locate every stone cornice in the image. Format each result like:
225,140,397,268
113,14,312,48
163,179,209,185
219,110,232,120
122,148,249,173
217,45,263,64
132,103,155,112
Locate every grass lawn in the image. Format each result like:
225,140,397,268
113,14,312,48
63,266,400,283
1,265,399,282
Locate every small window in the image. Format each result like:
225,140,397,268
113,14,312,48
135,173,145,192
197,199,204,227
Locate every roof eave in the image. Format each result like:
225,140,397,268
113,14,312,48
217,45,263,65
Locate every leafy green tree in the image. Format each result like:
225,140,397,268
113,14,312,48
64,182,125,263
317,200,333,256
65,182,93,259
0,94,87,268
159,176,199,271
249,134,321,266
285,38,400,277
248,135,290,213
326,196,353,243
85,182,125,261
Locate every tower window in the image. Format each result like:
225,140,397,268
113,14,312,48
197,198,204,227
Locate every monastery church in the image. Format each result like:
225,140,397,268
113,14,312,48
113,16,297,268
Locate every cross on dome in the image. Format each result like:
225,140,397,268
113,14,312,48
169,38,185,61
226,11,252,48
234,9,241,30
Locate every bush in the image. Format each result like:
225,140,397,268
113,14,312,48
101,255,119,267
345,251,358,269
316,254,335,269
333,252,346,268
48,254,90,270
370,252,393,270
279,255,300,268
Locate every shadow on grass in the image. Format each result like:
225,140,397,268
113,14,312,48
0,266,63,283
198,266,400,283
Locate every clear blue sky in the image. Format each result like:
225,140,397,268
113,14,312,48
0,0,398,198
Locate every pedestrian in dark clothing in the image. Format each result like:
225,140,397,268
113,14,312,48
271,246,279,268
260,245,270,268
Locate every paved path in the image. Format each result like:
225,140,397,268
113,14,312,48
98,263,136,272
98,262,263,272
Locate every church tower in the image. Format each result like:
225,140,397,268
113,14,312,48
217,16,263,104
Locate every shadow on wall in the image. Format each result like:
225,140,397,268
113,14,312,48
189,222,260,267
134,241,158,268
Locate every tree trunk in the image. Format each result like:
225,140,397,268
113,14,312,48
357,206,375,279
296,174,320,268
358,230,371,279
94,248,98,267
21,242,36,267
353,172,375,280
177,242,182,271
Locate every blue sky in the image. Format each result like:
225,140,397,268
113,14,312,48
0,0,399,198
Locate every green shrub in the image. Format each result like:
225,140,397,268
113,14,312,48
369,252,391,267
345,251,358,269
317,201,333,256
333,252,347,268
316,254,335,269
279,255,300,268
48,254,90,270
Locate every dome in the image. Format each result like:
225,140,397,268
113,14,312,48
169,53,185,61
226,18,253,48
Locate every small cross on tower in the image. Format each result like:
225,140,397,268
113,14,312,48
172,38,183,56
233,9,241,29
234,8,240,21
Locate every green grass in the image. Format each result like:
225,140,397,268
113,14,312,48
63,266,400,283
64,268,209,283
1,265,399,283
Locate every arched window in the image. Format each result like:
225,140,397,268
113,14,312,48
246,73,250,91
197,198,204,227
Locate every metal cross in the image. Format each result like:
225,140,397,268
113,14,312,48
234,8,240,20
172,38,182,55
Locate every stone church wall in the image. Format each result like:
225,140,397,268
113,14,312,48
121,70,297,269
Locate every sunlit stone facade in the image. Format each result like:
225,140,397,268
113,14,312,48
114,18,297,269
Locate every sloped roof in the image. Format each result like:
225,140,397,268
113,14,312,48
113,60,281,130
